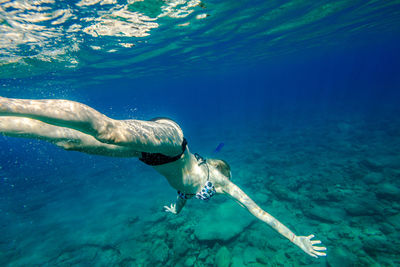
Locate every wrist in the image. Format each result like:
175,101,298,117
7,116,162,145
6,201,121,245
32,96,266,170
290,234,297,243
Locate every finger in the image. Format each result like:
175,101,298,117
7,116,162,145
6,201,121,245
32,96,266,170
307,234,315,239
311,240,321,245
307,251,318,258
313,246,326,251
313,251,326,257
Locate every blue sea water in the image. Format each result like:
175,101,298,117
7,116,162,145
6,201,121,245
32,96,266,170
1,0,400,266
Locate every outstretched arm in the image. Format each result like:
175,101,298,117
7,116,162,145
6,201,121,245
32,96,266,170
222,180,327,258
0,97,184,155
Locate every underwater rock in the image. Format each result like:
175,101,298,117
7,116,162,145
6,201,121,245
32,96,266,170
215,246,231,267
363,172,384,184
362,235,388,256
127,216,140,226
387,213,400,230
230,256,244,267
197,249,208,260
204,251,215,266
147,212,167,224
193,261,207,267
326,247,357,267
337,122,352,133
344,203,371,216
359,159,384,172
246,263,266,267
243,246,265,265
170,215,186,227
344,199,379,216
184,256,196,267
50,244,121,266
325,190,343,202
172,232,190,256
193,201,254,242
118,257,136,266
96,247,121,266
303,205,344,223
246,229,270,249
269,183,297,201
151,240,169,263
379,222,395,235
375,183,400,201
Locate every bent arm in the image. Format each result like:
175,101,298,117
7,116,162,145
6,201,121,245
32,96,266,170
175,196,187,214
0,116,140,157
164,196,187,214
0,97,183,155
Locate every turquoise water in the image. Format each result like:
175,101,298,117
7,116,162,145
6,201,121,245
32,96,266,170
1,0,400,266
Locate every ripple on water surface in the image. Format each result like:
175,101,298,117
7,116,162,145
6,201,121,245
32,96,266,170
0,0,399,83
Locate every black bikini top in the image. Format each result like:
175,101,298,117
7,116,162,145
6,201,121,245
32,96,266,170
139,138,187,166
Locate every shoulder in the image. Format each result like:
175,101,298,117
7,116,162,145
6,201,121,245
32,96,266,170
209,166,231,194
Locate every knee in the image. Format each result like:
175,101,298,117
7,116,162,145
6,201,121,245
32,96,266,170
55,140,81,151
95,122,124,144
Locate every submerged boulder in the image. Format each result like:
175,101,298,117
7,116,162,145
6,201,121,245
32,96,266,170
151,240,169,263
359,159,383,172
230,256,244,267
387,213,400,230
375,183,400,201
193,201,254,242
363,172,384,184
215,246,231,267
327,247,357,267
184,256,196,267
344,201,377,216
303,205,345,223
243,246,266,265
363,235,388,255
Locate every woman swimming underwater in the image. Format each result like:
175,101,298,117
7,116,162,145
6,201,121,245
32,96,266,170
0,96,326,258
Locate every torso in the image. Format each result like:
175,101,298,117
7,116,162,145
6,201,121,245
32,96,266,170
133,117,226,196
152,148,206,195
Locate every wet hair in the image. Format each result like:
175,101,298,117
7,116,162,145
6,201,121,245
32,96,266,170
208,158,231,179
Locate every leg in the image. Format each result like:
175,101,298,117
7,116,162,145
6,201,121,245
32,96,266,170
0,96,113,137
0,116,140,157
0,97,184,155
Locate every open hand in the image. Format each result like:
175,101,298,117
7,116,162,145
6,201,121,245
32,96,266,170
294,234,327,258
164,203,177,214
